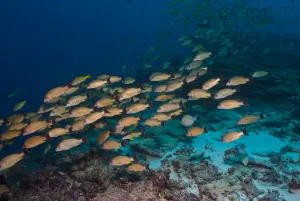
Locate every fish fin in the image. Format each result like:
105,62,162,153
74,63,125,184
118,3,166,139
260,113,264,119
121,140,128,147
219,73,224,81
133,154,139,162
161,121,166,127
86,91,91,99
67,83,72,88
243,99,248,106
146,164,150,170
139,114,144,121
242,128,249,136
147,98,154,108
45,133,51,140
86,73,91,79
106,77,112,84
23,148,29,154
122,108,127,114
82,136,88,143
183,78,187,85
204,127,208,133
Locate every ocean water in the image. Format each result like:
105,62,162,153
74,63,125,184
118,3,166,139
0,0,300,200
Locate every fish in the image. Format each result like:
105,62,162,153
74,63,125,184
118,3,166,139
46,128,69,139
56,137,87,152
116,115,142,130
50,105,69,117
84,111,105,125
252,71,268,78
64,87,79,96
97,130,110,144
214,88,238,99
94,97,115,108
102,140,124,150
123,77,136,85
226,76,249,86
38,104,55,114
150,72,171,82
222,129,248,142
237,114,264,125
181,115,198,127
165,80,184,92
69,120,86,132
44,85,70,102
122,132,142,140
187,127,207,137
202,78,221,90
118,88,142,101
13,101,26,112
127,163,146,172
107,76,122,84
66,94,88,107
8,123,27,131
8,88,20,98
188,89,211,99
144,118,163,127
162,61,171,69
0,130,21,141
235,143,249,166
218,100,248,109
103,107,123,117
168,109,183,117
154,85,167,93
110,155,137,166
0,152,25,171
157,102,181,113
23,120,53,136
23,136,47,149
124,103,151,114
152,113,172,121
71,74,91,86
97,74,109,80
186,60,202,70
68,107,94,118
87,79,107,89
155,94,175,102
193,52,212,61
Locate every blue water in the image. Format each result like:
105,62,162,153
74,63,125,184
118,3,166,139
1,0,300,199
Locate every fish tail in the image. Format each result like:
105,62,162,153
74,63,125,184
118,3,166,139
23,147,29,155
86,73,91,79
147,98,154,108
82,136,88,144
260,113,264,119
45,133,51,140
242,128,249,136
106,77,112,84
133,154,139,162
121,140,129,147
219,73,224,81
243,99,248,106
